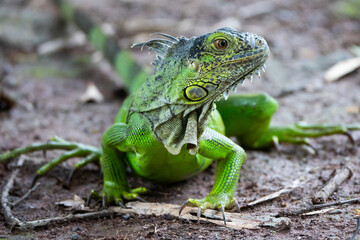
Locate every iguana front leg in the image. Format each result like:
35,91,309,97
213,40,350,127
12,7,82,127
94,122,146,207
180,128,246,222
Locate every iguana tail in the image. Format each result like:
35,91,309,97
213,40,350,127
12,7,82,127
51,0,149,94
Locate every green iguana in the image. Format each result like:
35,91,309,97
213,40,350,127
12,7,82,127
1,0,359,223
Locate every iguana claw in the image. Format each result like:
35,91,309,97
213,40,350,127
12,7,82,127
86,188,142,209
135,195,147,203
345,130,355,144
197,208,202,224
304,141,318,155
179,199,190,216
233,198,241,212
30,174,40,188
220,206,227,226
117,200,129,209
86,189,101,207
65,152,100,187
85,182,147,208
179,196,238,225
65,168,76,187
102,195,107,209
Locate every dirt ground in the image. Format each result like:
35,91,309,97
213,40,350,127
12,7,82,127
1,0,360,239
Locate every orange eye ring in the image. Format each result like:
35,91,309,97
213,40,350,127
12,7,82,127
213,39,228,50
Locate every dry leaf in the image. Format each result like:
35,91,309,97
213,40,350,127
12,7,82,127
355,209,360,216
324,57,360,82
56,195,87,211
345,106,360,114
79,82,104,103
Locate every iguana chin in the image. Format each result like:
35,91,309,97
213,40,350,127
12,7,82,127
1,0,359,224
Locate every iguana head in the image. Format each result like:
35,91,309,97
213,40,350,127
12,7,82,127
131,28,269,155
133,27,269,104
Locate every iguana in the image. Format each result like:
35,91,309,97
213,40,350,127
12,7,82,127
1,0,359,224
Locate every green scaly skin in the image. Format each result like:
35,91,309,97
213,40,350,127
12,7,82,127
1,0,360,219
98,28,268,211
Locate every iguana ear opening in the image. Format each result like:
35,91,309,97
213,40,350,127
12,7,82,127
189,60,201,73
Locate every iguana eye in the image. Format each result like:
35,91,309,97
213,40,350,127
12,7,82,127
214,39,228,50
184,86,208,101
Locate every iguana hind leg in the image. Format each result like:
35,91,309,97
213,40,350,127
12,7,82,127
0,136,101,186
250,123,360,149
216,93,360,149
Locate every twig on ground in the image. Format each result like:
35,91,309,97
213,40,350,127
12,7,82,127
241,177,306,209
1,157,114,230
37,31,86,55
350,217,360,240
312,164,353,204
16,210,115,229
1,157,25,227
11,182,41,207
3,170,114,229
2,199,291,230
276,197,360,217
120,202,291,231
300,207,337,216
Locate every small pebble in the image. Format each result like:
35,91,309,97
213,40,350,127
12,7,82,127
124,213,131,220
72,226,82,232
329,209,342,215
71,233,81,240
164,213,176,220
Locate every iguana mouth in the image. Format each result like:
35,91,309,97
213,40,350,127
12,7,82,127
210,58,266,102
218,61,267,101
205,32,270,102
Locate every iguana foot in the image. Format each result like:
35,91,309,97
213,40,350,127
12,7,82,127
86,184,147,209
251,122,360,149
179,196,240,225
0,136,101,187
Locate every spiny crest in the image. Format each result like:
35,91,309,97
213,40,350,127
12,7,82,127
131,32,187,68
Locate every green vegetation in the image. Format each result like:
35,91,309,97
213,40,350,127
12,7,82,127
335,0,360,19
